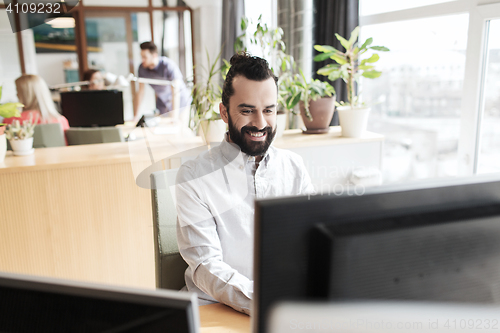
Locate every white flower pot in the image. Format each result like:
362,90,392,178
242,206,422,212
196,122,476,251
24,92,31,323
9,137,34,156
337,106,371,138
275,112,287,138
0,134,6,163
199,119,227,145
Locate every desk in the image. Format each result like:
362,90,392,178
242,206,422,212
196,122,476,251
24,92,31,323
0,126,382,289
199,303,250,333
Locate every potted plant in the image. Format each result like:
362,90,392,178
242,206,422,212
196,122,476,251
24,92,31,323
281,69,336,134
5,118,36,156
0,86,23,162
314,26,389,137
190,50,227,145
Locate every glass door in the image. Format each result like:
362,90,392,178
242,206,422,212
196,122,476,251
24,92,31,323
85,12,152,121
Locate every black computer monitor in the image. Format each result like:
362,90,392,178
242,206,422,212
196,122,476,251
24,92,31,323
60,90,124,127
253,174,500,333
0,271,199,332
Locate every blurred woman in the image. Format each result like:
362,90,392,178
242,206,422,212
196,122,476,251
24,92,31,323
83,69,105,90
3,74,70,132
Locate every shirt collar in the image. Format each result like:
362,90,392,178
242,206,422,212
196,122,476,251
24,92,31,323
220,132,273,168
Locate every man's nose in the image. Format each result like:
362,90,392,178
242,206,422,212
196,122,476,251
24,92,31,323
251,112,267,130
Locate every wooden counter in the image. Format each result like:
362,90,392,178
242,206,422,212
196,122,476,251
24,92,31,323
0,127,201,289
0,126,382,289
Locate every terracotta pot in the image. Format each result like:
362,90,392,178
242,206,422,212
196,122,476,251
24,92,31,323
299,97,335,134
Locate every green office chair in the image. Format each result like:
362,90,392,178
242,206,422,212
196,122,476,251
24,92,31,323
33,123,66,148
150,169,188,290
65,127,124,145
6,123,66,150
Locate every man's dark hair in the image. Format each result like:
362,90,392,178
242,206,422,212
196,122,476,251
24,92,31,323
140,41,158,54
222,52,278,108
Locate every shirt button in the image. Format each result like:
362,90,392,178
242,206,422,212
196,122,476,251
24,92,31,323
239,165,244,170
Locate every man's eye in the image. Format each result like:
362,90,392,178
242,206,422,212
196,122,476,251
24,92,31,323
242,110,252,114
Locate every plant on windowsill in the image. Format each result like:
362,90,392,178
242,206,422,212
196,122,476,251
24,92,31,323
314,26,389,137
0,85,23,162
281,69,336,134
5,118,36,156
190,50,227,145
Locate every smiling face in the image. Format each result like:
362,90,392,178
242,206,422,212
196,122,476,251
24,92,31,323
220,75,277,158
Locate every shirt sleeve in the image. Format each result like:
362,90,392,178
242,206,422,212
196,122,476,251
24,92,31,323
175,165,253,314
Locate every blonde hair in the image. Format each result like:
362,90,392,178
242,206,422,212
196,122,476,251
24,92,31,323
15,74,61,122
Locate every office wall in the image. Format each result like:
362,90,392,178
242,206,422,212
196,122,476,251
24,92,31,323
36,53,78,86
0,9,22,102
184,0,222,84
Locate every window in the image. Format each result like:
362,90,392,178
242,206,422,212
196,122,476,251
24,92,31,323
360,0,500,183
361,14,468,183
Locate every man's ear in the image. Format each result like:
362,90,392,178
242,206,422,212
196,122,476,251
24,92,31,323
220,102,229,124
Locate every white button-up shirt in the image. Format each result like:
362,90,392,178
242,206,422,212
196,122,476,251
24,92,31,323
175,134,314,314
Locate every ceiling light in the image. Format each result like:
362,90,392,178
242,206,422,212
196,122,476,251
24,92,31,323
45,17,75,29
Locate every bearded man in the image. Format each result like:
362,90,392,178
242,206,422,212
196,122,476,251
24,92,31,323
175,53,314,314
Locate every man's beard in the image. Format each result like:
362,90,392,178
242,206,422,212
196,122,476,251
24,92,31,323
227,112,276,156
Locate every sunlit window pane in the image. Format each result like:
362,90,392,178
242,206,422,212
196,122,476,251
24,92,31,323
478,19,500,174
360,0,457,16
360,14,468,183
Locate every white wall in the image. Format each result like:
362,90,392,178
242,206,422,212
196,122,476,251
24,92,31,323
36,53,78,86
0,9,22,102
183,0,222,84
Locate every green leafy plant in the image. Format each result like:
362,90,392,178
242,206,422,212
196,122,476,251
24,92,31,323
235,15,296,112
5,118,36,140
0,86,22,126
314,26,389,107
281,69,335,121
235,15,293,73
190,50,224,131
